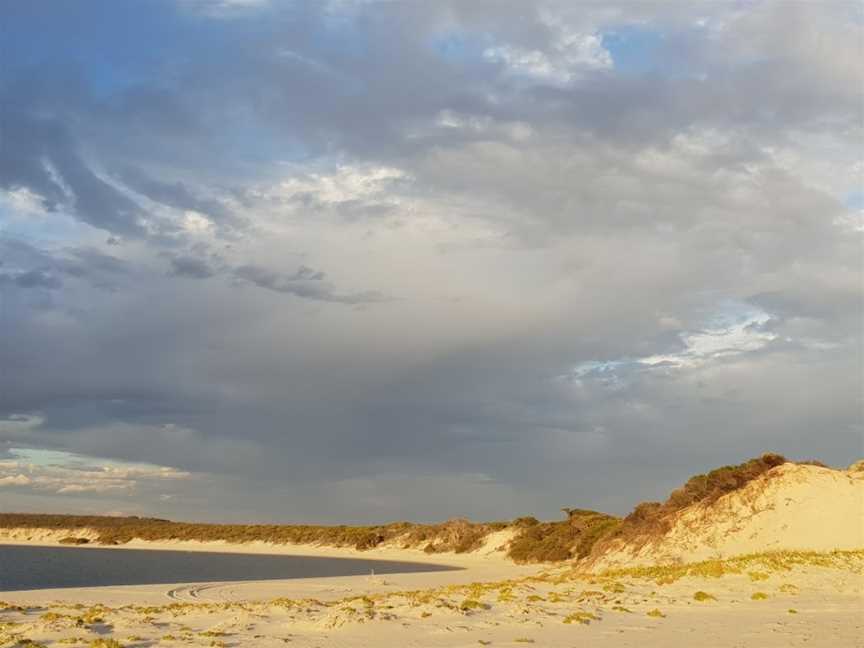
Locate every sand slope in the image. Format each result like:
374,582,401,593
591,463,864,570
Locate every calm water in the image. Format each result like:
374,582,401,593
0,545,457,591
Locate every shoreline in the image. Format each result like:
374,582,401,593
0,533,540,606
1,548,860,647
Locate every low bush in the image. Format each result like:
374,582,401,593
58,537,89,545
507,510,620,563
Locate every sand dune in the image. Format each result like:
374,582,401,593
1,458,862,646
590,462,864,570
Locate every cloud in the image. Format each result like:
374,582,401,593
0,1,859,521
0,107,149,237
164,251,382,303
0,414,45,436
231,263,384,303
483,22,611,86
169,255,217,279
0,268,62,289
569,306,780,380
0,448,192,496
0,239,129,292
116,166,239,229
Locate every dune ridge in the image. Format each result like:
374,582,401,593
588,461,864,570
1,455,863,647
2,456,862,570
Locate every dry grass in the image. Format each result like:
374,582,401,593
595,549,864,584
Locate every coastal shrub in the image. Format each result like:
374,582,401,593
507,510,620,563
591,454,789,557
458,599,485,612
0,513,507,554
665,453,787,511
403,518,506,554
512,516,540,527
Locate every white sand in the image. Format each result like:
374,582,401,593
1,545,861,647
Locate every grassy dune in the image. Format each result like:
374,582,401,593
0,454,843,566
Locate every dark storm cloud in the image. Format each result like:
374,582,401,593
165,253,380,303
0,108,148,237
0,239,129,292
115,166,238,227
0,268,62,290
0,0,860,522
169,255,217,279
232,264,385,304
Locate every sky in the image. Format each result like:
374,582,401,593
0,0,862,524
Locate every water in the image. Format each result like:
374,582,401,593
0,544,458,591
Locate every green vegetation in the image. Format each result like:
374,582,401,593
751,592,769,600
507,510,620,563
599,549,864,584
748,571,769,581
89,640,123,648
0,513,509,554
458,599,485,611
562,611,599,625
693,590,717,601
58,537,90,545
592,454,792,556
0,509,620,564
0,453,837,568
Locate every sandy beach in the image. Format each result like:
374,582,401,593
1,534,862,647
2,463,863,646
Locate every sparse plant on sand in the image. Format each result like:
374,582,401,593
563,611,599,625
89,639,123,648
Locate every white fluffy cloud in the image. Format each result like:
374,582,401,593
0,449,192,496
